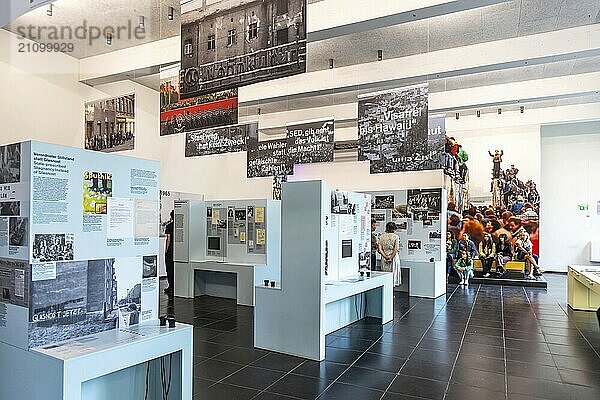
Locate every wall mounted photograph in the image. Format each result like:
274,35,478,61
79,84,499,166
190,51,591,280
180,0,307,98
85,94,135,153
160,67,238,136
0,143,21,184
0,201,20,216
32,233,74,263
28,259,119,348
358,84,442,174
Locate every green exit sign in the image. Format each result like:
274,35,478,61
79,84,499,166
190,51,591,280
579,204,589,211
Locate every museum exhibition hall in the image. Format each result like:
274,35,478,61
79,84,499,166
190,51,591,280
1,0,600,399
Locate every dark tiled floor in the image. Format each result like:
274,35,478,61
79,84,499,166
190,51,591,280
160,274,600,400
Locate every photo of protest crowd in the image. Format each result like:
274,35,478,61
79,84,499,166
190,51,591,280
446,147,541,284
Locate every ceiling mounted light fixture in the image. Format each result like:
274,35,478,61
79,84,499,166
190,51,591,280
106,32,113,45
168,6,175,21
329,59,334,69
455,113,459,120
477,110,481,118
520,106,524,113
497,108,502,115
139,16,145,29
377,50,383,61
47,4,53,16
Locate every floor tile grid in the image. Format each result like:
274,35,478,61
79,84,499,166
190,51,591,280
358,285,462,400
521,285,569,379
310,296,428,399
437,285,486,400
522,285,600,377
500,285,509,398
199,352,274,391
527,284,600,359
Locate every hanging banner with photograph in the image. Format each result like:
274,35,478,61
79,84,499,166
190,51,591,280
179,0,307,98
84,94,135,153
247,137,294,178
247,126,293,178
286,119,334,165
160,67,238,136
184,122,256,157
358,84,442,174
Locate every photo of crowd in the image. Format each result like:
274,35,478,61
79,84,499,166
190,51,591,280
85,94,135,153
446,150,541,284
32,233,75,262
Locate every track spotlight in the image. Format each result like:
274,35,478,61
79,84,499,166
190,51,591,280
520,106,524,113
47,4,53,16
168,7,175,21
139,16,145,29
377,50,383,61
106,32,113,45
257,107,261,115
329,59,334,69
455,113,459,120
497,108,502,115
476,110,481,118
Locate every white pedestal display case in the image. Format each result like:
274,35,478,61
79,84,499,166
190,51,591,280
568,265,600,311
254,180,393,361
173,199,281,306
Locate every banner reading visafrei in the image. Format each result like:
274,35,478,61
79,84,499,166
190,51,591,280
358,84,440,174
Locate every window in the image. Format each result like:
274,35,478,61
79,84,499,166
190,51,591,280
184,40,193,57
227,29,236,46
277,0,288,14
207,34,215,50
277,28,288,45
248,23,258,40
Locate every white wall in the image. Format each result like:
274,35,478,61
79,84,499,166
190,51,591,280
540,122,600,271
0,30,97,147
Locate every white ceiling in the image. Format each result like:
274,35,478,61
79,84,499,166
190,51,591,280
306,0,600,71
4,0,180,59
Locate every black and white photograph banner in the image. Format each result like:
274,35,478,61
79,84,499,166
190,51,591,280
247,126,293,178
286,119,334,165
85,94,135,153
185,122,257,157
247,137,294,178
358,84,441,174
180,0,307,98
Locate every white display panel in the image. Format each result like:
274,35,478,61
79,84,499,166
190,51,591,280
325,189,371,281
0,141,160,350
366,189,445,263
29,141,159,262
